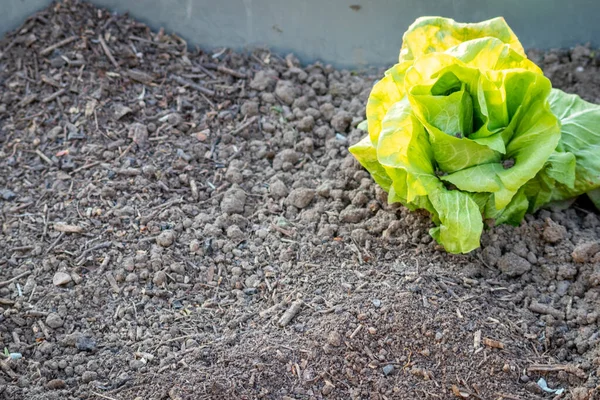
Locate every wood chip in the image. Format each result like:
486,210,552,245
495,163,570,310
53,222,84,233
98,34,119,69
105,272,120,293
278,300,303,327
529,300,565,320
41,74,61,87
527,364,586,379
451,385,470,398
482,337,504,349
125,68,154,84
42,88,66,103
170,74,215,96
17,94,38,108
473,329,481,349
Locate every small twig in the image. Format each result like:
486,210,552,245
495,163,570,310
270,223,294,238
41,74,61,88
116,142,135,161
170,74,215,96
10,245,34,252
203,62,247,79
40,36,78,56
70,161,100,174
17,94,38,108
42,88,66,103
197,192,225,205
91,391,119,400
278,300,303,327
0,271,32,288
45,232,65,254
98,34,120,69
197,64,217,80
350,324,363,339
0,359,18,379
231,116,258,135
77,241,112,265
227,142,246,162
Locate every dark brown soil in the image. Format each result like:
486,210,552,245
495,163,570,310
0,2,599,400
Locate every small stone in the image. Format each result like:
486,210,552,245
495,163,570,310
331,111,353,132
39,341,54,354
322,380,335,396
244,274,260,289
572,241,600,263
543,219,567,243
525,381,544,395
81,371,98,383
52,271,72,286
46,379,66,389
153,271,167,286
241,100,259,117
221,186,247,214
339,207,369,223
46,313,64,329
497,252,532,277
275,80,298,105
273,149,300,170
189,239,200,253
327,331,342,347
571,387,592,400
226,225,244,241
0,188,17,201
75,336,96,352
372,299,381,308
70,272,83,284
382,365,395,376
285,188,315,209
557,264,578,280
296,115,315,132
250,70,276,91
571,45,591,62
156,230,175,247
114,103,132,120
128,122,148,146
435,331,443,341
319,103,335,121
269,180,289,199
142,165,156,178
129,359,146,370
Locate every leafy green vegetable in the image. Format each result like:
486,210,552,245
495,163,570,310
350,16,600,254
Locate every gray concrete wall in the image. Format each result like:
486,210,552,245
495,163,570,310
5,0,600,68
4,0,54,33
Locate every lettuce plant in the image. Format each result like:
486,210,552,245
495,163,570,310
350,17,600,253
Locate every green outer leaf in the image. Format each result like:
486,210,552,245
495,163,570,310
376,98,437,202
545,152,576,188
348,135,392,192
399,17,525,62
428,189,483,254
366,62,411,146
493,188,529,225
547,89,600,199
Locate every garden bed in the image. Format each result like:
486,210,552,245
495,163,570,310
0,2,599,399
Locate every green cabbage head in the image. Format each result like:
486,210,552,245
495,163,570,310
350,17,600,254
